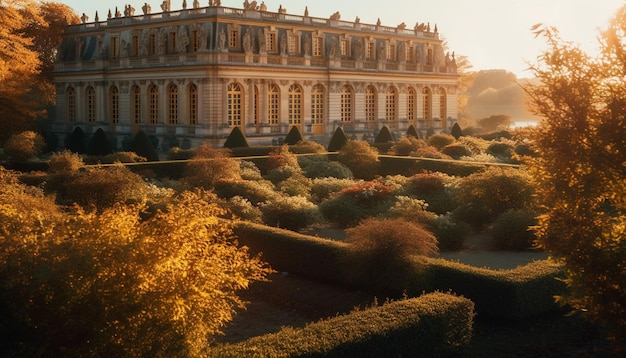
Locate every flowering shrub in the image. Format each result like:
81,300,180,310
48,150,84,173
389,136,428,156
182,146,241,189
384,196,438,226
310,177,356,204
260,195,322,231
410,146,452,160
427,133,456,150
432,213,471,251
339,181,394,203
225,196,263,223
213,178,277,205
266,144,299,171
409,172,446,194
299,155,353,179
337,140,380,180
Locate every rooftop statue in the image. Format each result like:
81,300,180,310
142,3,151,14
329,11,340,20
81,13,88,23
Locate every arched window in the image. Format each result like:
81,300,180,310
188,83,198,125
227,82,243,127
288,84,302,126
311,84,325,125
109,86,119,125
365,85,376,122
386,86,397,122
66,86,76,122
131,85,141,124
422,87,432,126
439,87,447,129
148,84,158,124
268,83,280,125
85,86,96,122
407,87,416,122
340,85,353,122
167,83,178,125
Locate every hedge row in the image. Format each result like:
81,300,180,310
208,292,474,358
233,222,566,320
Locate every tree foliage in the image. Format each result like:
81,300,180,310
527,11,626,344
0,169,272,356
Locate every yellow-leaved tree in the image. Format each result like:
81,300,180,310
526,6,626,346
0,168,272,356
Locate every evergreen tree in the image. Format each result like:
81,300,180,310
224,126,250,148
375,125,394,143
327,126,348,152
86,128,114,156
129,130,159,161
283,126,304,145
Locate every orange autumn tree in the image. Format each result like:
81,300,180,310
526,7,626,345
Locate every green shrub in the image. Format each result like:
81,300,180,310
3,131,45,161
167,147,196,160
213,178,277,204
491,209,538,251
389,136,428,156
276,175,312,198
457,136,491,155
260,195,322,231
299,155,353,179
431,213,471,251
129,130,159,161
406,124,420,138
408,172,447,194
427,133,456,150
487,141,515,160
344,217,438,293
264,164,305,185
265,144,299,171
384,196,438,226
223,126,250,148
375,125,395,143
451,122,463,139
224,196,263,223
289,139,327,154
46,165,148,210
48,150,84,174
209,292,474,358
283,125,304,145
65,126,86,153
441,143,472,159
337,140,380,180
453,167,536,230
328,126,349,151
86,128,114,156
101,151,147,163
182,145,241,189
310,177,356,203
411,146,452,160
238,160,263,180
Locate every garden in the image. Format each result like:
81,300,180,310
0,126,619,356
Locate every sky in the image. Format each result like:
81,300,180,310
60,0,624,79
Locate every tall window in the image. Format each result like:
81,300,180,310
288,84,302,125
168,31,176,54
85,86,96,122
167,83,178,125
340,39,350,57
407,46,415,62
188,83,198,125
110,36,119,59
229,29,239,48
311,84,325,125
439,87,447,129
149,84,158,124
313,37,323,57
131,85,141,124
191,30,199,52
227,82,243,127
132,35,140,56
365,86,376,122
109,86,119,125
253,85,259,125
423,87,432,125
149,33,156,55
366,41,375,59
266,32,276,52
66,86,76,122
427,48,433,65
288,34,299,54
407,87,416,122
340,85,353,122
386,44,395,61
268,84,280,125
386,86,397,122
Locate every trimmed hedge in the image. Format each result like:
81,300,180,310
209,292,474,358
232,222,566,320
379,155,488,177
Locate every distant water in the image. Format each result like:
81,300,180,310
512,120,538,128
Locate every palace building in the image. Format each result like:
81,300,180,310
52,1,459,150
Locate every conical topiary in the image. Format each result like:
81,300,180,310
283,125,304,145
406,125,420,139
86,128,114,156
450,122,463,139
374,125,394,143
223,126,250,148
65,126,86,153
129,130,159,161
328,126,349,152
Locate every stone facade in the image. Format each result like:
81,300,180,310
53,2,459,150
